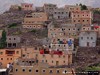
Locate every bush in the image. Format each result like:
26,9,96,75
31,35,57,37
8,23,18,28
0,30,7,49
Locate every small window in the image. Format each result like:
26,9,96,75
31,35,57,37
42,60,44,63
78,20,80,22
64,70,67,74
43,55,45,57
57,70,60,73
16,51,19,54
87,37,89,39
29,69,32,72
73,28,75,30
22,69,25,72
42,69,45,73
36,54,38,57
15,69,18,72
10,58,12,60
9,38,11,40
63,61,65,63
78,15,79,17
49,70,53,73
22,54,25,57
1,58,3,60
91,37,93,40
83,20,84,22
14,38,16,40
52,61,53,63
81,37,83,40
59,55,61,58
7,58,9,60
36,70,38,73
63,55,65,58
46,60,47,63
0,52,3,55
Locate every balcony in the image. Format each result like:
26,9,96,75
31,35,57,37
6,50,15,56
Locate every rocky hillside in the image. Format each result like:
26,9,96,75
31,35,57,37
73,47,100,71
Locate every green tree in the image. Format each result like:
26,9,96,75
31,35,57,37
79,3,82,6
81,5,88,10
0,30,7,49
79,3,88,10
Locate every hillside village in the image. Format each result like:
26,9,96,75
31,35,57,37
0,3,100,75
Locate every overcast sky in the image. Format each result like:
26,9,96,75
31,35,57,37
0,0,100,13
23,0,99,7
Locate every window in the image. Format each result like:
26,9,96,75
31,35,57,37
15,69,18,72
36,70,38,73
29,69,32,72
87,37,89,39
22,69,25,72
14,38,16,40
52,61,53,63
73,28,75,30
59,55,61,58
91,37,93,40
22,54,25,57
42,60,44,63
63,61,65,63
62,12,64,14
9,38,11,40
36,54,38,57
57,70,60,73
83,20,84,22
16,51,19,54
64,70,67,74
78,20,80,22
42,69,45,73
63,55,65,58
0,52,3,55
78,15,79,17
49,70,53,73
83,28,85,30
81,37,83,40
64,45,65,47
43,55,45,57
7,58,9,60
1,58,3,60
74,20,75,22
46,60,47,63
87,20,89,22
10,58,12,60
